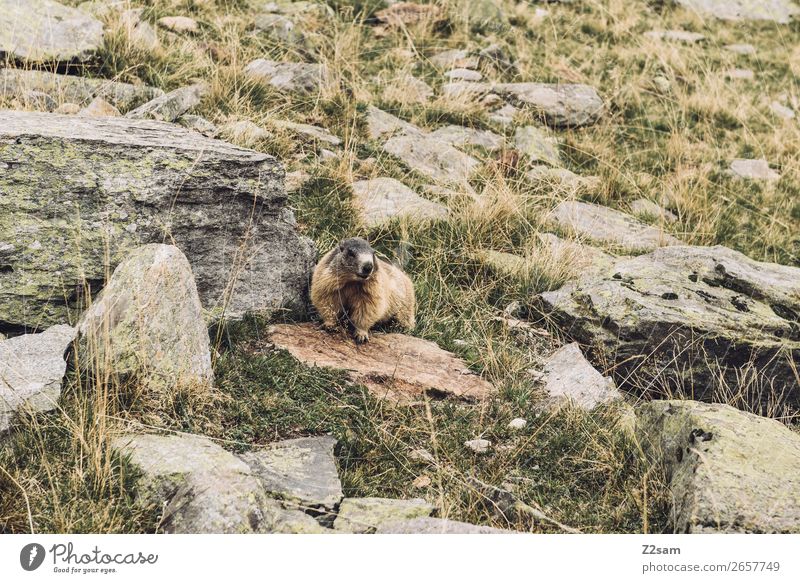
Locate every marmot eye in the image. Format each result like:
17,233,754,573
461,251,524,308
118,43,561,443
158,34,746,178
348,249,355,257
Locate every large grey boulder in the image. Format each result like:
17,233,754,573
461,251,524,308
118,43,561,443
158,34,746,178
676,0,799,23
537,245,800,413
0,324,75,433
540,343,620,411
375,517,510,533
240,436,343,518
334,498,435,533
352,177,448,228
637,400,800,532
549,200,682,252
125,84,207,123
0,0,104,63
0,111,315,329
0,69,163,112
77,244,213,398
113,433,328,533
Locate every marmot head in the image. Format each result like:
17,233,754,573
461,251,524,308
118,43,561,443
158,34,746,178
331,237,377,281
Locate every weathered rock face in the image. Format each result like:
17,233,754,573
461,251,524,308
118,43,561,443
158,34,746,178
540,343,620,411
77,244,213,396
676,0,800,23
637,400,800,533
0,0,105,63
0,111,315,329
352,177,449,228
113,433,327,534
333,498,434,533
240,436,343,518
0,324,74,433
375,517,510,534
429,125,504,152
537,245,800,414
383,133,481,186
549,200,682,252
268,323,496,403
0,69,164,112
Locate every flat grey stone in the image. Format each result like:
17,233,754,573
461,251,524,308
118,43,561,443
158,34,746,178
630,198,678,223
637,400,800,532
219,119,270,145
429,48,479,70
725,68,755,80
514,126,560,166
177,114,218,137
365,105,422,141
376,517,510,533
240,436,343,514
0,325,75,433
383,134,481,185
274,120,341,146
729,158,781,181
445,68,483,82
0,0,104,63
254,13,305,45
126,84,207,122
464,438,491,454
676,0,799,23
429,125,504,152
724,43,756,55
493,82,604,128
644,29,705,43
244,59,331,93
157,16,199,34
770,101,796,119
549,200,682,252
352,177,448,228
334,498,435,533
541,343,620,410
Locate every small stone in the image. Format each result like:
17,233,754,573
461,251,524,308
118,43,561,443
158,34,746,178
464,438,491,454
429,48,479,70
410,448,435,463
445,68,482,82
285,170,311,194
541,343,620,411
376,517,510,533
429,125,504,152
676,0,799,24
631,198,678,223
126,84,207,122
244,59,331,94
177,114,218,137
770,101,795,119
157,15,199,34
219,119,269,145
122,11,159,51
652,76,671,94
644,29,705,43
383,133,481,185
729,158,780,181
724,43,756,55
365,105,422,141
78,96,121,117
489,103,518,126
254,13,304,44
508,418,527,430
412,475,432,488
725,68,755,80
274,120,341,146
374,2,444,28
383,74,433,104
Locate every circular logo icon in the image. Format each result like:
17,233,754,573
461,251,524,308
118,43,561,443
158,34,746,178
20,543,46,571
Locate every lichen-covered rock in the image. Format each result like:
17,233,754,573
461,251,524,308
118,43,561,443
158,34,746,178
375,517,510,533
0,111,315,328
0,0,105,63
77,244,213,396
352,177,449,228
0,69,164,111
334,498,435,533
268,323,496,403
513,126,560,166
0,325,75,433
244,59,331,93
240,436,343,517
636,400,800,532
126,84,207,123
676,0,799,23
540,343,620,410
537,245,800,413
113,433,327,533
549,200,682,252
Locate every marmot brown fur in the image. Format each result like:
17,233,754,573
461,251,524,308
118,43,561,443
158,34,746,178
310,237,415,344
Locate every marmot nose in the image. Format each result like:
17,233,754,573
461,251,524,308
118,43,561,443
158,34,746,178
360,262,374,276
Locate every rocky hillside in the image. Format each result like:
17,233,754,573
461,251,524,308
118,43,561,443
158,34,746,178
1,0,799,534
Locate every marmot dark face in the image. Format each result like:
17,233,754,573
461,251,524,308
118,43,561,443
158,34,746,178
333,237,377,281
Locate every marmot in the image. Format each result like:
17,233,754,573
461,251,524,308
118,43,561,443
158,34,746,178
310,237,415,344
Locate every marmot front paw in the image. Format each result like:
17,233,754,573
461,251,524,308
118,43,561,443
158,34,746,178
353,330,370,344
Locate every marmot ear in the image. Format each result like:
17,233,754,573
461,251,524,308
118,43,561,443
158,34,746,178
338,244,345,253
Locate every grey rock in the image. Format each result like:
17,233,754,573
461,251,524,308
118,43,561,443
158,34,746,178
725,68,755,80
535,232,617,278
630,198,678,223
352,177,449,228
113,433,327,533
724,43,756,54
383,133,481,186
254,13,304,45
508,417,527,430
493,82,604,128
177,114,218,137
445,68,483,82
157,16,199,34
77,244,213,396
122,11,159,51
549,200,681,252
489,103,519,126
729,158,781,181
644,29,705,43
637,400,800,532
514,126,561,166
429,125,504,152
244,59,331,94
0,111,315,328
0,0,104,63
219,119,270,145
78,96,121,117
240,436,343,516
770,101,796,119
541,343,620,410
334,498,435,533
464,438,491,454
126,84,207,123
525,167,598,191
0,68,164,111
0,325,75,433
365,105,422,141
376,517,510,533
429,48,479,70
274,120,341,146
54,103,81,114
675,0,799,23
537,245,800,413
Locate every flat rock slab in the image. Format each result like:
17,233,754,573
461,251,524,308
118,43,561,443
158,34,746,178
644,30,705,43
0,0,104,63
0,111,315,328
0,69,163,111
637,400,800,532
269,323,496,403
240,436,343,515
383,133,481,186
352,177,449,228
537,245,800,413
429,125,504,152
676,0,799,23
334,497,435,533
375,517,510,533
365,106,422,141
244,59,331,93
0,324,74,433
126,84,206,122
549,200,682,252
541,343,620,411
514,126,561,166
493,83,604,128
729,158,781,181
